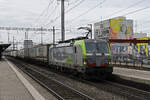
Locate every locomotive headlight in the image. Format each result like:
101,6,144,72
83,61,87,65
83,59,87,65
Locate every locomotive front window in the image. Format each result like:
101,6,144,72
86,43,97,53
85,42,108,53
97,42,108,53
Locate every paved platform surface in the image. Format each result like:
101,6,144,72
0,58,49,100
0,59,34,100
113,67,150,84
8,58,57,100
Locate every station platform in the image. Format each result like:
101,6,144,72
0,57,55,100
113,67,150,85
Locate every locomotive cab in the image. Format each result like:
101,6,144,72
74,39,113,76
85,40,110,67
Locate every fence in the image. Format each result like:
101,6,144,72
111,54,150,68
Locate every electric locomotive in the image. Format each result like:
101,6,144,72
49,38,113,78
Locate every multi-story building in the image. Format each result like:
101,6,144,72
94,16,134,55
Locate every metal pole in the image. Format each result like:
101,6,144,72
8,32,10,43
61,0,65,41
25,32,26,40
41,27,43,44
53,26,55,45
16,42,18,50
13,36,14,50
27,31,28,40
26,30,29,57
25,31,28,40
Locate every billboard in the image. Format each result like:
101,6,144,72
137,38,149,56
110,19,133,39
110,18,133,55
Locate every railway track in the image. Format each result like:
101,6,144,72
89,80,150,100
65,72,150,100
8,57,150,100
9,58,95,100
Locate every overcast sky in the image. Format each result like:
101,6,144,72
0,0,150,48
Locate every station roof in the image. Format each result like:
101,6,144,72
0,44,11,53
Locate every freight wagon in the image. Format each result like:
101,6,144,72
22,44,51,63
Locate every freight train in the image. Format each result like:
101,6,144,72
6,38,113,78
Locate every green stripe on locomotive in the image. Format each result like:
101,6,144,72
66,56,73,64
107,43,112,59
74,40,87,59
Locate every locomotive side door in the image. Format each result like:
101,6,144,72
73,45,83,66
73,46,78,65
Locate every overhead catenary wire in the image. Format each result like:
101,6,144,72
34,0,55,27
43,0,85,27
65,0,85,13
48,0,105,28
122,6,150,16
41,3,59,27
68,0,81,5
66,0,106,26
37,0,55,19
47,4,150,35
73,0,148,28
106,0,145,18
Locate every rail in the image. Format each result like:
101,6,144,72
8,57,150,100
8,58,95,100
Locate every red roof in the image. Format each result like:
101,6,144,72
109,39,150,44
